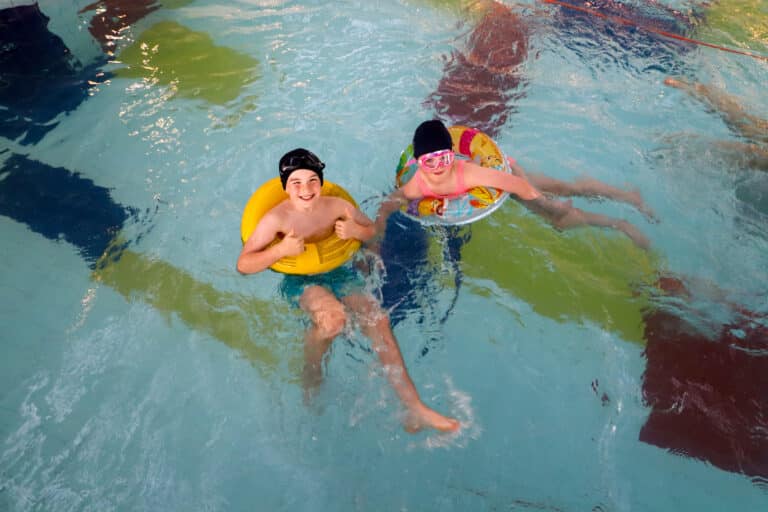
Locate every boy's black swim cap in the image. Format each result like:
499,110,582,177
413,119,453,159
278,148,325,189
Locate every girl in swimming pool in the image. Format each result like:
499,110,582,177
375,119,653,249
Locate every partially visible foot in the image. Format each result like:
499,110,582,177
664,76,687,89
664,76,705,96
570,177,658,223
302,364,323,405
617,220,651,250
403,404,460,434
625,188,658,223
550,204,581,230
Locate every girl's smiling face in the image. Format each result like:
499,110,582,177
285,169,322,209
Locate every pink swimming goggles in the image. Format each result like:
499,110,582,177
417,149,455,170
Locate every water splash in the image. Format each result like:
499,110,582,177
409,376,481,450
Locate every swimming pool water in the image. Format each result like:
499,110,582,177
1,0,767,510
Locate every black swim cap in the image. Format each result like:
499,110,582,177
413,119,453,159
278,148,325,189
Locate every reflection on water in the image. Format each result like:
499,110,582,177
0,4,107,145
115,20,260,106
80,0,195,54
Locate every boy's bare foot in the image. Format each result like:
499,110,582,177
403,404,460,434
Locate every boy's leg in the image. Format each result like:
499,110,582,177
299,285,347,396
341,293,460,433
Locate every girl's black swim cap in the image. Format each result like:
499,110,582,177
413,120,452,158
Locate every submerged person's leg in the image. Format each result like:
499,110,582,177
299,285,347,397
539,174,653,218
342,293,460,433
664,77,768,145
558,208,651,250
712,141,768,172
509,158,655,219
525,196,651,249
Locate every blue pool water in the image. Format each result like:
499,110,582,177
1,0,767,510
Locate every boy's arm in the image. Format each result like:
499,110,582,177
334,201,376,242
237,214,302,274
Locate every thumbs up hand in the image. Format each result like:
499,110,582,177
334,206,358,240
280,228,305,257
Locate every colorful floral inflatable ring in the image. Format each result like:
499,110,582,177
395,125,511,225
240,177,361,275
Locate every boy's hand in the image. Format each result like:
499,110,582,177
334,207,359,240
279,229,305,257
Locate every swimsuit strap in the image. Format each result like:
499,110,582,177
454,159,467,195
414,160,468,199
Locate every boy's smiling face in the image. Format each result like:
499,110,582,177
284,169,322,209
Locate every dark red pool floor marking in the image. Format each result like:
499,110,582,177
641,291,768,479
426,2,529,137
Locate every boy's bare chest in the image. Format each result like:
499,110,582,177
281,206,339,242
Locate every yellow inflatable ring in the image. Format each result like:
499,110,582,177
395,125,511,225
240,177,361,275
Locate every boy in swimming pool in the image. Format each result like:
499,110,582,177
237,148,459,434
374,119,652,249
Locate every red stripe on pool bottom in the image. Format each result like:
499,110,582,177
640,309,768,479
